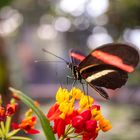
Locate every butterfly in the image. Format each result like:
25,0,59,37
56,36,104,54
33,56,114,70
43,43,139,99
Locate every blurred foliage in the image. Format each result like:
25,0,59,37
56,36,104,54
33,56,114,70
0,0,11,9
0,37,10,104
107,0,140,39
0,0,139,85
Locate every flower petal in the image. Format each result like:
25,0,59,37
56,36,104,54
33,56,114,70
65,110,79,125
85,120,97,132
72,115,85,130
47,103,61,120
27,129,40,134
80,109,92,121
54,118,66,138
12,123,19,129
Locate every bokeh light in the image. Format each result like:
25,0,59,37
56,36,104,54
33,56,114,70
86,0,109,17
73,17,90,30
0,6,23,36
123,28,140,49
59,0,86,16
37,24,57,40
94,14,108,25
87,26,113,49
54,17,71,32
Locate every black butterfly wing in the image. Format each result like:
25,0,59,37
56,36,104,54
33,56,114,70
80,64,128,89
69,49,86,65
79,43,139,73
89,84,110,99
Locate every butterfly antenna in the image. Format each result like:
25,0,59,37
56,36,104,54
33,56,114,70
34,60,65,63
42,48,69,64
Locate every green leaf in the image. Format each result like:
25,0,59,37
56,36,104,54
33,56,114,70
10,136,32,140
9,87,56,140
5,116,12,134
6,129,20,139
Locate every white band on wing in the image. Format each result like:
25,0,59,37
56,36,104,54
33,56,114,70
86,69,115,82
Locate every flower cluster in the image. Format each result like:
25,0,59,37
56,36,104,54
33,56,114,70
0,101,17,122
47,87,112,140
0,96,39,140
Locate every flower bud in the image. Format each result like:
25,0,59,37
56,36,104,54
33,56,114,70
72,115,85,130
80,109,92,121
85,120,97,132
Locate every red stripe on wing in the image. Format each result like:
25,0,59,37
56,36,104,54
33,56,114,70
70,52,85,61
92,50,134,73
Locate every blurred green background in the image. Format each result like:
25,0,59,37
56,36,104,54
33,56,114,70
0,0,140,140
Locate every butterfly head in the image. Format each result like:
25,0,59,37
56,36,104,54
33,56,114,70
66,62,73,69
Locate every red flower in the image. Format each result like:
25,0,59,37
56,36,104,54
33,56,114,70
0,106,6,121
47,103,61,121
46,87,112,140
82,131,98,140
72,115,85,130
85,120,97,132
53,118,66,138
72,109,98,140
47,103,74,138
65,110,79,125
91,105,100,110
6,103,18,116
12,116,39,134
80,109,92,121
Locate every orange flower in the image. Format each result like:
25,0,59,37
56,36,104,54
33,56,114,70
6,103,18,116
12,116,39,134
99,119,112,132
0,106,6,121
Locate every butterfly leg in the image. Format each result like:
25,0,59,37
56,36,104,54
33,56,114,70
66,75,74,85
80,80,86,94
72,80,77,87
86,82,89,95
66,75,77,88
80,81,89,95
81,82,91,108
81,83,85,93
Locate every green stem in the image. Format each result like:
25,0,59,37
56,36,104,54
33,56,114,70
5,116,11,134
1,122,5,135
59,136,65,140
60,125,75,140
0,128,4,138
10,136,32,140
65,125,72,134
66,128,75,135
6,129,20,139
9,87,56,140
67,134,82,138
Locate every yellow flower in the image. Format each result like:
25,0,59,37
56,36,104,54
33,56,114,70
70,87,83,100
99,119,112,132
59,101,74,119
91,108,103,121
79,95,94,111
56,87,70,104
